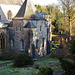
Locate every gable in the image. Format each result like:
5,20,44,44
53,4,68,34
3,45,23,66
0,5,20,20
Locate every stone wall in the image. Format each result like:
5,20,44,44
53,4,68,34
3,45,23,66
32,20,47,56
9,20,29,53
9,19,48,57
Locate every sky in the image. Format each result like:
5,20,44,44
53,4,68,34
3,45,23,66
23,0,58,5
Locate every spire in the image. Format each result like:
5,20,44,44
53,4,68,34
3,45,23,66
15,0,45,20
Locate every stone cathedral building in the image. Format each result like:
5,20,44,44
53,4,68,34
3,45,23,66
0,0,51,58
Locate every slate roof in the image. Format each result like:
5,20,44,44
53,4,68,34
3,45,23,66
24,21,37,28
0,20,11,24
0,20,10,28
0,0,22,5
15,0,45,20
40,12,46,15
44,22,48,27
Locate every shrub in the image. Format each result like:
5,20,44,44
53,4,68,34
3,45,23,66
0,51,14,60
70,40,75,63
38,65,53,75
13,53,34,67
35,64,39,69
70,40,75,55
59,40,75,75
59,58,75,75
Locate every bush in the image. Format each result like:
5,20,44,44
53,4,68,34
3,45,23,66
70,40,75,55
59,40,75,75
59,58,75,75
38,65,53,75
0,51,14,60
13,53,34,67
35,64,39,69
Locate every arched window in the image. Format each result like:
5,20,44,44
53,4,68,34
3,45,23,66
0,15,1,20
20,27,21,31
7,10,12,20
0,33,6,49
42,38,45,47
40,26,42,31
21,39,24,49
36,39,38,49
15,27,17,31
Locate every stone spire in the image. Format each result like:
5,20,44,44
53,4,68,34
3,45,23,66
15,0,45,20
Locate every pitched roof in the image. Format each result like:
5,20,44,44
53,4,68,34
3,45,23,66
0,0,22,5
15,0,45,20
0,20,11,24
40,12,46,15
44,22,48,27
24,21,37,28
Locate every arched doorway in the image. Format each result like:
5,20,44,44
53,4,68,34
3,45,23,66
0,33,6,49
31,44,35,58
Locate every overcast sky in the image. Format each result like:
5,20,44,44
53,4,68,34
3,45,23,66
23,0,58,5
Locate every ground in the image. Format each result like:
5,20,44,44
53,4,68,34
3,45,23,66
0,57,64,75
0,41,64,75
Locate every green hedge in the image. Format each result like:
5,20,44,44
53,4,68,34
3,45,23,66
59,58,75,75
13,53,34,67
38,65,53,75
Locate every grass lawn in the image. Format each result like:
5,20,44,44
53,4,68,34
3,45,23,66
0,64,39,75
0,57,63,75
34,57,62,72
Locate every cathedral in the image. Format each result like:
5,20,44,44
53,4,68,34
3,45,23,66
0,0,51,58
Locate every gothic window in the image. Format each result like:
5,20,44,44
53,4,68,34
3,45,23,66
20,27,21,31
36,21,37,26
10,39,14,49
0,15,1,20
42,38,45,47
0,33,5,49
21,39,24,49
15,27,17,31
7,10,12,20
47,28,49,39
40,26,42,31
36,39,38,49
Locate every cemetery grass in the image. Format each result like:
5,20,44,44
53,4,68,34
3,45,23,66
0,57,63,75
